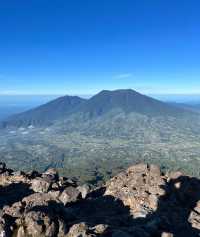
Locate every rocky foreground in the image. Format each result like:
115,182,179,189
0,163,200,237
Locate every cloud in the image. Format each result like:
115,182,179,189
114,73,132,79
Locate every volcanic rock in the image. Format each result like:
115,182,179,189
0,163,199,236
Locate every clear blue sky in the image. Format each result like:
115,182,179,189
0,0,200,95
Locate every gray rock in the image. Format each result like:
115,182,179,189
3,201,23,218
77,184,90,199
59,187,81,205
31,177,51,193
16,226,25,237
23,211,57,237
42,168,59,182
66,223,92,237
161,233,174,237
92,224,108,235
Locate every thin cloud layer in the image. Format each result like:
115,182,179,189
114,73,133,79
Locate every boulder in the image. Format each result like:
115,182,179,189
31,177,51,193
0,162,200,237
161,233,174,237
42,168,59,182
92,224,108,235
105,164,166,216
66,223,93,237
59,187,81,205
16,226,25,237
77,184,90,199
3,201,23,218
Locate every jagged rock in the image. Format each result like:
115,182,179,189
105,163,166,216
27,170,40,179
31,177,51,193
16,226,25,237
22,193,60,208
59,187,81,205
77,184,90,199
59,177,77,188
17,204,61,237
92,224,108,234
161,233,174,237
24,211,49,236
189,212,200,228
48,190,61,199
51,182,60,189
0,218,6,237
42,168,59,182
3,201,23,218
0,163,200,236
57,219,68,237
66,223,93,237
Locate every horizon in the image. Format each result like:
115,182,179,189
0,1,200,95
1,89,200,105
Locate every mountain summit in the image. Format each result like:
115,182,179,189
3,95,85,127
78,89,184,117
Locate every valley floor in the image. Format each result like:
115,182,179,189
1,125,200,185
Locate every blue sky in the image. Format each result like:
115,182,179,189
0,0,200,95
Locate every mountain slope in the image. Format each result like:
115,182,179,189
2,95,86,127
77,89,188,118
169,102,200,113
48,89,199,139
1,89,194,129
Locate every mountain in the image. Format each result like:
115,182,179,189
1,162,200,236
2,95,86,127
78,89,186,117
1,89,189,128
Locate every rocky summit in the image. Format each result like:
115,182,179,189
0,163,200,237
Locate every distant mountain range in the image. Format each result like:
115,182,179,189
2,89,191,128
169,102,200,113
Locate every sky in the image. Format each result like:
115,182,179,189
0,0,200,95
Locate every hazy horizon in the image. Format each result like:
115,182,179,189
1,90,200,103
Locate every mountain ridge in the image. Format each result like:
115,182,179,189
77,89,187,118
1,89,192,128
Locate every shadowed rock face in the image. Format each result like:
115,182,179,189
0,162,200,237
